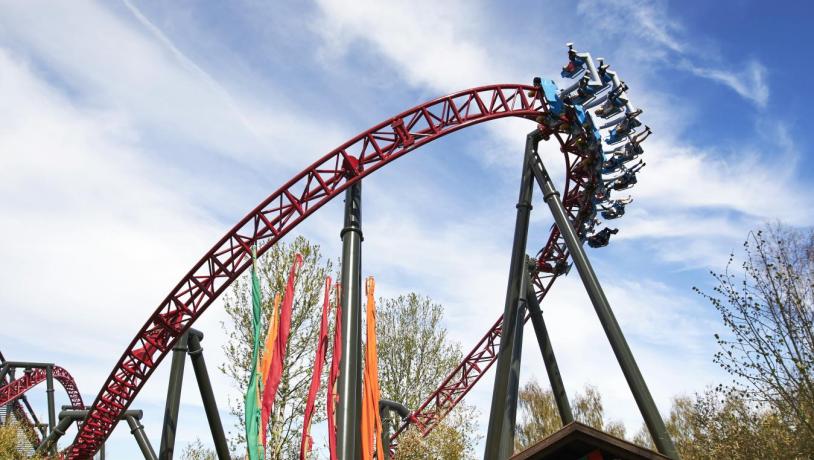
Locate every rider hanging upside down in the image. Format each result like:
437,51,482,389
600,196,633,219
587,227,619,248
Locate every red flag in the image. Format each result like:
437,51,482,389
300,277,332,459
260,253,303,452
327,283,342,460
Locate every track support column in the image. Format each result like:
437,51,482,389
160,332,188,460
45,365,56,454
35,414,73,455
126,414,158,460
484,130,541,460
529,153,678,459
337,180,363,460
525,274,573,425
186,330,230,460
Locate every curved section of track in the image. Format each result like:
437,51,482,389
391,125,587,441
68,84,563,458
0,365,84,410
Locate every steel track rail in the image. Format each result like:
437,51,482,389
67,84,564,458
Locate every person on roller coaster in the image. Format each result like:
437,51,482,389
596,83,629,119
569,74,604,106
605,108,643,144
561,42,586,78
599,196,633,219
580,217,601,236
605,160,645,191
604,125,651,164
587,227,619,248
630,125,652,145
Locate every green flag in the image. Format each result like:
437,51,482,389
245,246,263,460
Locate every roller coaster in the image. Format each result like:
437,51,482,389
2,44,678,459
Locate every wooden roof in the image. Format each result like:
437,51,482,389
510,422,672,460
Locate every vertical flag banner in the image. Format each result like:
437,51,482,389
300,277,333,459
361,277,383,460
259,292,282,452
244,247,263,460
327,283,342,460
260,253,303,453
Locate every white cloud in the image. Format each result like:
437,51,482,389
683,59,769,107
577,0,770,108
577,0,686,55
1,1,808,456
0,43,239,457
0,0,347,172
313,0,506,92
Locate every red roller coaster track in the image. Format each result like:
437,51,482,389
67,83,594,458
0,365,84,410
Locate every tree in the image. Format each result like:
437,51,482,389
0,422,42,460
376,293,480,459
633,389,802,459
220,236,333,459
515,380,625,452
376,294,464,409
694,225,814,443
180,438,216,460
393,405,479,460
221,241,478,458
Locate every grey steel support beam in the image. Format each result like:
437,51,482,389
45,365,56,454
504,262,529,449
379,400,409,460
127,414,158,460
529,153,678,459
525,274,574,425
36,410,144,456
34,413,73,455
337,180,363,460
2,361,55,369
160,332,188,460
186,330,230,460
484,130,541,460
6,367,16,423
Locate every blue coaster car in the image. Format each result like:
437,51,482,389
561,57,586,78
596,95,626,119
540,79,564,116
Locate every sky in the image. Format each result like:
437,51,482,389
1,0,812,458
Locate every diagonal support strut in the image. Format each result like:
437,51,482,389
528,150,678,459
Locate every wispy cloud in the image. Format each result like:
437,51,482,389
682,58,769,107
577,0,770,107
121,0,267,139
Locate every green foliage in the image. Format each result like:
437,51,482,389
694,224,814,444
515,380,625,452
376,293,463,409
377,293,479,459
0,422,43,460
180,438,217,460
220,238,476,458
635,389,805,458
393,405,480,460
220,236,333,459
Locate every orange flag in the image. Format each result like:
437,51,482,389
259,293,282,383
361,277,383,460
258,292,281,456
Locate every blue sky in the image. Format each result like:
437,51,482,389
1,0,812,458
